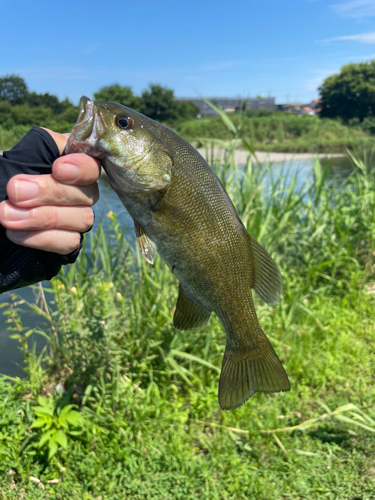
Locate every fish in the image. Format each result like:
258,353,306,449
64,96,290,409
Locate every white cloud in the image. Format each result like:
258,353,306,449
322,32,375,44
332,0,375,18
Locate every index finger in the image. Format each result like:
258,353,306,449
52,153,101,186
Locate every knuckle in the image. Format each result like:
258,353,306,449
49,209,61,229
66,232,81,253
90,184,100,205
55,231,81,255
84,208,95,230
52,182,67,203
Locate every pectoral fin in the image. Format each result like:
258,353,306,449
173,284,211,330
134,221,157,264
247,233,283,307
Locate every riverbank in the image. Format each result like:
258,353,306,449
197,148,346,163
1,150,347,163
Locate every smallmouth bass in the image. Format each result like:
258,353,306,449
65,96,290,409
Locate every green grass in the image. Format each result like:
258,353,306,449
1,113,375,498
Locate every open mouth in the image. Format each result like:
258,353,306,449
63,96,105,158
72,96,95,141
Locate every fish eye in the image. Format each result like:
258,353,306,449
116,116,133,129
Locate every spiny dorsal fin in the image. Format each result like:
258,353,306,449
173,284,211,330
247,233,283,307
134,221,157,264
218,336,290,410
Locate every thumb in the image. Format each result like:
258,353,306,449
40,128,70,156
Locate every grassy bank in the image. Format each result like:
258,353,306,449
174,112,375,152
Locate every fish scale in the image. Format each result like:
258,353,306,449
65,96,290,409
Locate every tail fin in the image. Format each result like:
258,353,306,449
218,340,290,410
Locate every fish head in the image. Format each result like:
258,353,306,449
65,96,172,192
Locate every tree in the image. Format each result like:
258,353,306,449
0,74,28,105
94,84,139,109
26,92,65,114
319,61,375,122
174,100,200,121
140,84,176,122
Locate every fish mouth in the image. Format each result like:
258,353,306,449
64,96,106,158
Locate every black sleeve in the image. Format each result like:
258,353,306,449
0,127,82,294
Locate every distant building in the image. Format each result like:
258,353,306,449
301,106,314,116
278,102,305,114
176,97,276,116
308,99,322,113
278,99,322,116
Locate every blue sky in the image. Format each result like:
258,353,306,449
1,0,374,104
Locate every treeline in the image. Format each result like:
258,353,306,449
0,75,78,132
0,76,199,133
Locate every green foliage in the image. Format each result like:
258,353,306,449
26,92,69,114
94,83,140,110
0,74,28,105
173,100,200,121
1,112,375,498
361,116,375,135
174,111,372,152
0,125,31,150
0,75,78,142
139,83,176,121
319,60,375,122
30,396,83,460
93,82,199,123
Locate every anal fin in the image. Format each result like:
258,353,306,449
173,284,211,330
134,221,157,264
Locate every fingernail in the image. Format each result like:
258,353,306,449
4,205,30,222
14,181,39,202
56,162,80,182
6,229,30,243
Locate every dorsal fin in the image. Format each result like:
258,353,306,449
247,232,283,307
134,221,157,264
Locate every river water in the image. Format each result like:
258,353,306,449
0,154,354,377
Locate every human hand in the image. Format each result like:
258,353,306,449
0,128,100,255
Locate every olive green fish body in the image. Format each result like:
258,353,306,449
65,97,290,409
